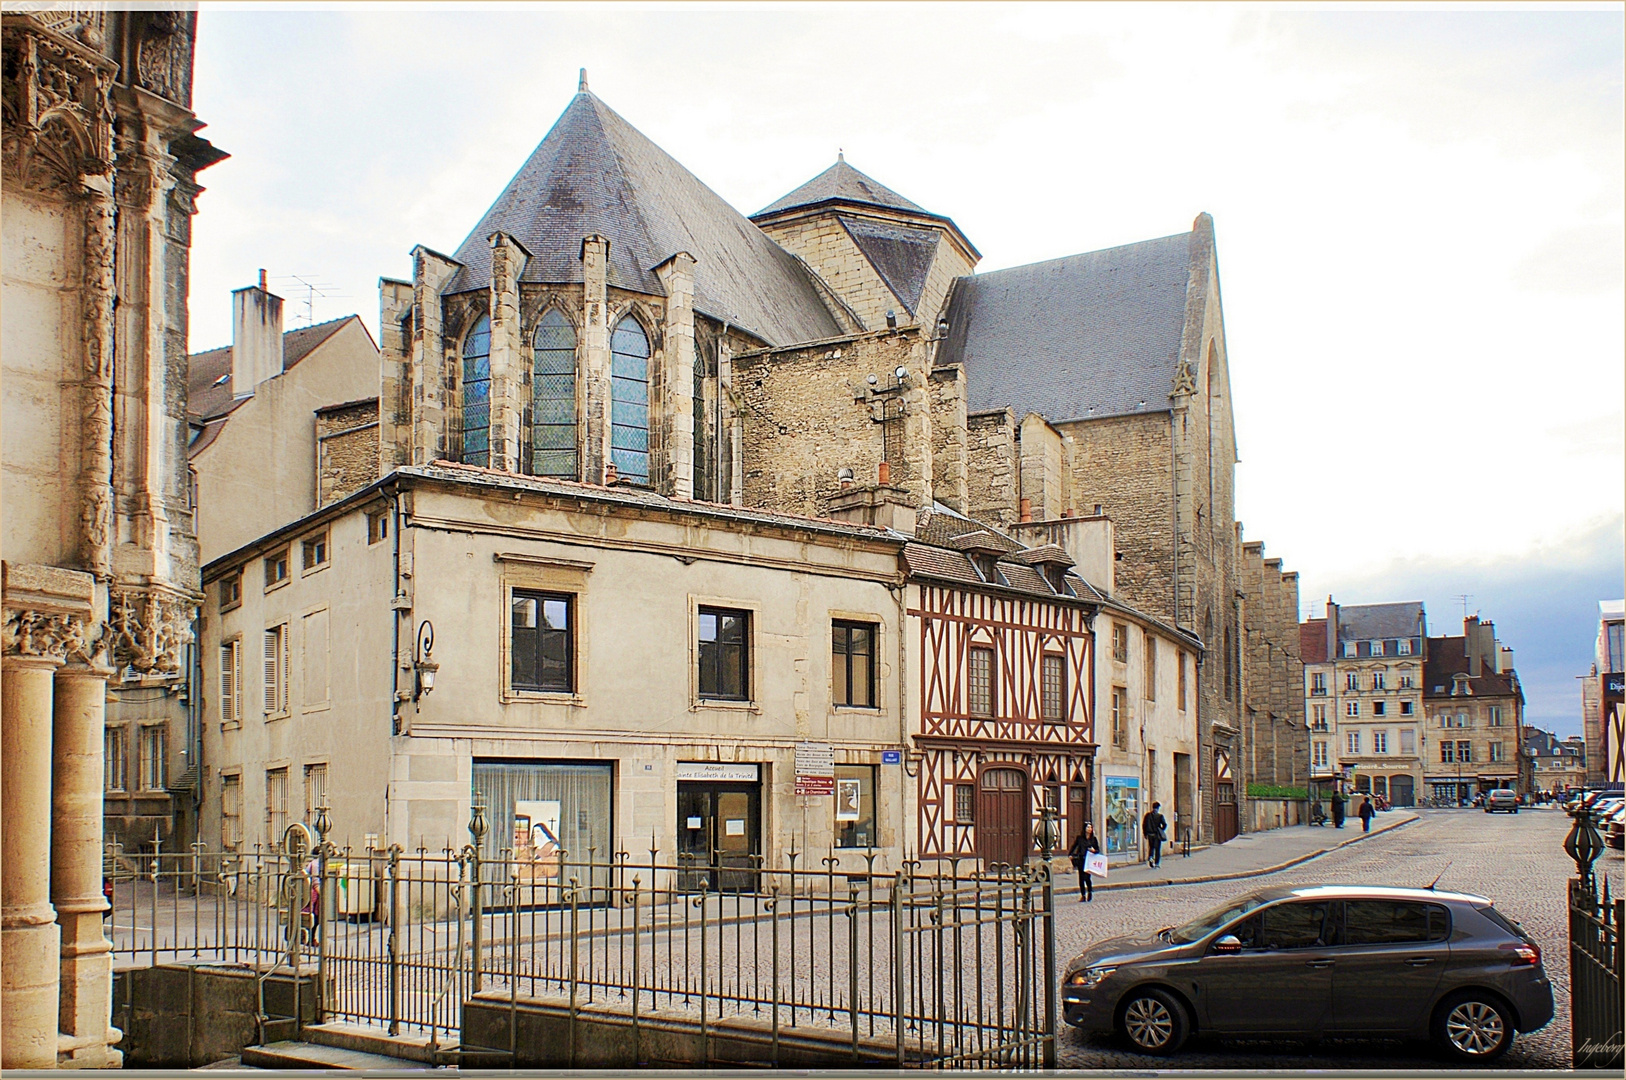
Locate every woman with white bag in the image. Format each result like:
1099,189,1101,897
1067,821,1103,902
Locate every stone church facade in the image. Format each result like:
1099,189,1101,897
2,8,222,1068
378,78,1299,844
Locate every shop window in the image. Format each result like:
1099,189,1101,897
461,315,492,466
609,316,650,483
1103,775,1140,854
834,765,876,848
698,607,750,700
1041,653,1065,720
512,590,573,693
832,621,876,708
953,784,975,824
530,309,579,478
139,726,166,791
105,727,127,792
474,760,613,894
221,774,242,850
968,646,995,717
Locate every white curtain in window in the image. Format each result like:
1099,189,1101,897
473,761,612,892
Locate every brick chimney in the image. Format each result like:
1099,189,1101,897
231,270,284,398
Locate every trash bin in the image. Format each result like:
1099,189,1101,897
336,862,375,919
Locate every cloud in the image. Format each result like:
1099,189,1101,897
1512,223,1626,294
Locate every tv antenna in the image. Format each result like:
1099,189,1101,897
1455,594,1473,624
272,274,348,327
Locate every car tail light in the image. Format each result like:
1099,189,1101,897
1500,941,1540,967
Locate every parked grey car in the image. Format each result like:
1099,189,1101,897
1061,884,1552,1061
1484,789,1520,813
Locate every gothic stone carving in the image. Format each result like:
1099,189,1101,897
107,586,196,675
135,10,194,108
2,608,97,665
1,16,116,195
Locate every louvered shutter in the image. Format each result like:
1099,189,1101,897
220,643,236,722
280,625,290,713
264,629,279,714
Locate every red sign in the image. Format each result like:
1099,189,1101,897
795,775,835,797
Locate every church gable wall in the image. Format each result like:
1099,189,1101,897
965,410,1017,529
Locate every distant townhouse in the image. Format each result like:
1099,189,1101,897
1524,729,1587,796
1423,616,1525,802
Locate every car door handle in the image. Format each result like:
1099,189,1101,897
1305,960,1333,969
1405,957,1435,967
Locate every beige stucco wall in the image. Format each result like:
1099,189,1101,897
193,318,380,563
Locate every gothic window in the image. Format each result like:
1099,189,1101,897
461,315,492,467
692,340,707,499
530,310,577,478
610,315,650,484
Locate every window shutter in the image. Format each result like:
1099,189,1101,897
264,630,279,714
281,625,290,713
220,644,236,722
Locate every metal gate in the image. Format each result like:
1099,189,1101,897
1565,806,1623,1069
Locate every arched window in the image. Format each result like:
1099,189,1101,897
609,315,650,484
530,310,577,478
460,315,491,467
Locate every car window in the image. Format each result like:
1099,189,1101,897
1233,901,1331,950
1478,905,1527,942
1171,895,1270,944
1344,900,1448,944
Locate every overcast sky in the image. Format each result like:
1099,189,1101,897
185,3,1624,736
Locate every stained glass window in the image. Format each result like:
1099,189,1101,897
531,310,577,478
609,316,650,483
461,315,491,467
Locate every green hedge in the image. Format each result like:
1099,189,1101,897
1246,783,1309,800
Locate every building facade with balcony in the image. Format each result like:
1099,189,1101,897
1423,616,1525,802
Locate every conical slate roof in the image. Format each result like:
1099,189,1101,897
754,157,925,218
445,90,841,347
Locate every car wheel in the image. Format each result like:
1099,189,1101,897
1117,987,1189,1055
1433,991,1514,1063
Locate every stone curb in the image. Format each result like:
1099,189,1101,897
1068,812,1420,895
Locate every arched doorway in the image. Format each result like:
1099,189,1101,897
978,766,1029,867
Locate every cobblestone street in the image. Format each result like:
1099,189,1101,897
1054,807,1625,1069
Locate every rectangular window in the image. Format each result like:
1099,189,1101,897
698,607,749,701
1343,641,1357,658
512,590,574,693
1346,672,1360,691
1111,623,1128,663
219,572,242,612
1400,729,1416,755
266,767,289,846
367,509,389,544
1397,639,1412,656
1041,653,1066,721
1441,742,1454,764
263,625,289,716
302,609,329,707
834,765,876,848
1144,631,1157,699
967,646,995,717
304,763,328,823
1178,651,1188,711
264,548,289,589
301,531,328,572
1371,640,1384,656
1312,671,1327,693
139,726,166,791
1373,701,1386,717
1399,673,1414,689
472,760,613,891
1347,730,1361,755
1111,688,1128,748
1373,730,1389,756
1372,671,1386,691
221,774,242,850
219,640,241,724
1312,704,1328,730
953,783,975,824
1312,741,1329,769
832,621,877,708
1346,700,1360,718
1400,700,1414,715
1488,706,1502,726
1457,740,1472,763
1457,712,1469,728
104,727,127,792
1489,742,1504,763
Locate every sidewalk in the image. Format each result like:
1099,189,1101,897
1068,809,1419,894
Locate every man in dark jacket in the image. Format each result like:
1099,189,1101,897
1358,795,1375,833
1331,788,1347,829
1141,802,1168,868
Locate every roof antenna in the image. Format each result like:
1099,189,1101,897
578,68,588,93
1426,862,1452,891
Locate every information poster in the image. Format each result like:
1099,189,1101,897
1103,776,1140,855
512,799,562,885
835,777,862,821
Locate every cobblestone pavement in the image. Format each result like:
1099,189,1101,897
1054,807,1626,1069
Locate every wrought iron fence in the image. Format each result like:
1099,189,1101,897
107,810,1056,1068
1565,805,1623,1070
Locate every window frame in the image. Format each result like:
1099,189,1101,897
529,308,580,479
367,508,390,545
221,772,243,851
831,619,879,710
105,725,128,793
300,530,329,574
138,724,167,792
219,637,242,728
1040,651,1066,722
1347,730,1361,755
968,645,996,718
510,588,576,695
219,571,243,613
1111,622,1128,663
1111,687,1129,749
697,605,752,703
833,764,878,849
460,314,493,467
953,783,976,825
609,313,652,484
264,548,290,591
263,623,289,719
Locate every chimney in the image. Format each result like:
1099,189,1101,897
1019,498,1033,524
877,460,891,486
231,271,284,398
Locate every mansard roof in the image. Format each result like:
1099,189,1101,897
443,90,841,348
939,229,1197,423
1337,601,1426,643
754,157,925,218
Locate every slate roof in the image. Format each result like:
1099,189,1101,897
940,231,1195,423
443,91,841,348
1336,602,1426,643
187,316,357,423
1423,636,1521,700
754,158,925,218
1300,619,1328,664
839,215,936,316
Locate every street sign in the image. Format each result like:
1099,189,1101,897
882,750,901,765
795,741,835,796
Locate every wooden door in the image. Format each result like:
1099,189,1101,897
979,767,1029,867
1215,749,1238,843
1066,784,1089,849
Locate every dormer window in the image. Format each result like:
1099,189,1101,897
972,553,1001,584
1452,674,1470,696
1343,641,1357,658
1370,640,1384,656
1397,639,1412,656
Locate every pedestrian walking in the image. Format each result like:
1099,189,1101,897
1068,822,1101,901
1141,802,1168,868
1358,794,1375,833
1331,788,1347,829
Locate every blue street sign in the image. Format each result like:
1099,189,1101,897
882,750,901,765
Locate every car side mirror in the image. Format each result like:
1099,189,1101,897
1211,934,1243,955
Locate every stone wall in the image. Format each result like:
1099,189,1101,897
317,401,381,507
965,410,1018,528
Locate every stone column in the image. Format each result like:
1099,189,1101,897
53,664,120,1067
487,231,529,474
410,246,461,465
579,235,611,483
2,653,63,1069
654,252,696,498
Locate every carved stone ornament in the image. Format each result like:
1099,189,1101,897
0,15,116,194
2,607,97,665
135,10,194,108
1171,359,1198,398
107,585,197,675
